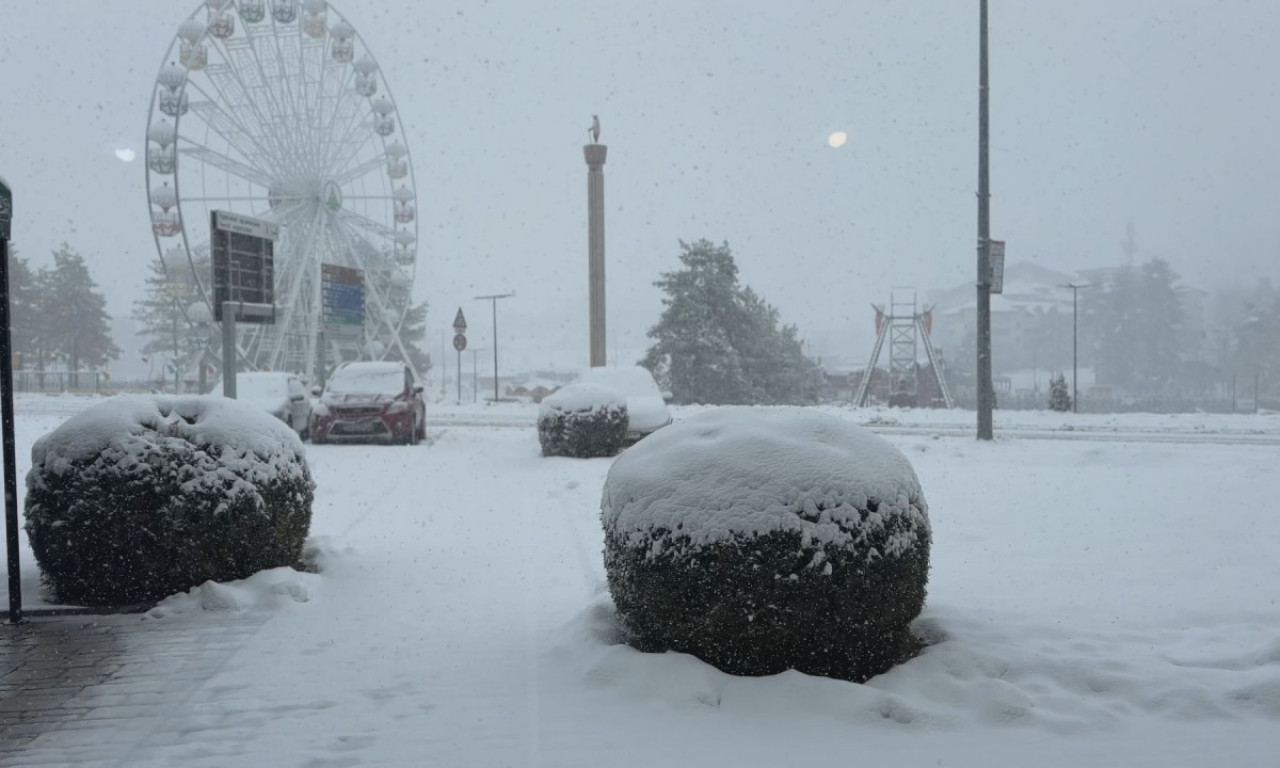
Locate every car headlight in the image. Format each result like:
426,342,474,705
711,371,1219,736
386,401,411,414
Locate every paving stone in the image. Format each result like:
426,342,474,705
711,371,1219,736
0,611,268,764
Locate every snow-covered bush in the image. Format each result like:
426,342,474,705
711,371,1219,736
537,383,628,458
602,408,931,682
24,395,315,606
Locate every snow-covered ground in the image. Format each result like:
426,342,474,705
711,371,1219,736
4,394,1280,766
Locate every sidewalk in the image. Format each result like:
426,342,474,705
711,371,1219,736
0,611,267,767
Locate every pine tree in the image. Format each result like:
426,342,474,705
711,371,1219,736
40,244,121,371
1049,372,1072,412
132,255,212,374
384,300,433,377
642,239,821,405
5,245,42,366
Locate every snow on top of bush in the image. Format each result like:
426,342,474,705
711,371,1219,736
539,382,625,418
602,407,927,552
31,394,306,480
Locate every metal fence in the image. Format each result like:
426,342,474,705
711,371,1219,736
13,371,105,394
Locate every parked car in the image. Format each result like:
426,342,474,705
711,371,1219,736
573,365,672,442
310,361,426,444
210,371,312,439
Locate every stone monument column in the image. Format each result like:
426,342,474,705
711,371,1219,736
584,141,607,368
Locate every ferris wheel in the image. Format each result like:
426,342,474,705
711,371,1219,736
145,0,420,378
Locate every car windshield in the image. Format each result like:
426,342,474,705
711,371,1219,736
325,367,403,396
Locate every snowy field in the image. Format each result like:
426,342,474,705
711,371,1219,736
4,394,1280,766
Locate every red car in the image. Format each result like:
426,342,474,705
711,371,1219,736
310,361,426,444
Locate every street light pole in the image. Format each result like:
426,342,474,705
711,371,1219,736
975,0,994,440
474,292,514,402
1061,283,1092,413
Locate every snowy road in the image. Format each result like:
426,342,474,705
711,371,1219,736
5,397,1280,766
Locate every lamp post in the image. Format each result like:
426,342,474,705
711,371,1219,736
975,0,994,440
474,292,515,402
1060,283,1092,413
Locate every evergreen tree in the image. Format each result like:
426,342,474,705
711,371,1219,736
1049,372,1072,412
1084,258,1184,392
384,300,433,378
132,255,211,370
40,244,120,370
642,239,821,405
5,245,42,365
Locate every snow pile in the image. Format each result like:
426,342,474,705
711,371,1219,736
146,567,320,618
575,365,672,436
602,407,931,682
31,393,307,479
538,382,629,458
603,407,928,552
538,382,624,416
25,395,315,605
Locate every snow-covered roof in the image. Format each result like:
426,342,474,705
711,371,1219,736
30,394,306,483
602,408,928,553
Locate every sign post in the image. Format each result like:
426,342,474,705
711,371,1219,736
212,210,277,398
452,308,467,405
1,176,21,623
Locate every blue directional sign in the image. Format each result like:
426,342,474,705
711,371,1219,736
321,263,365,326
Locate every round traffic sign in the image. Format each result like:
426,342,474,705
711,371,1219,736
452,333,467,351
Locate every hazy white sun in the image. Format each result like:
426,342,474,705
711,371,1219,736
114,148,136,162
827,131,848,148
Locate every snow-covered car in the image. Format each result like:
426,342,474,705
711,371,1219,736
310,361,426,444
210,371,312,439
573,366,672,442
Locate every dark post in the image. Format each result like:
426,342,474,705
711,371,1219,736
222,302,237,399
475,292,515,402
1061,283,1091,413
1072,288,1078,412
975,0,994,440
456,346,462,405
1,175,21,624
1255,373,1260,414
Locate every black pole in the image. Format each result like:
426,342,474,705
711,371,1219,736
1,204,22,623
492,299,499,402
1072,287,1078,413
975,0,994,440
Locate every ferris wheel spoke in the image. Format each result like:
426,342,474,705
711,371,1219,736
207,35,307,174
329,155,387,186
184,77,282,177
335,209,399,240
270,209,326,368
242,26,310,173
178,144,276,189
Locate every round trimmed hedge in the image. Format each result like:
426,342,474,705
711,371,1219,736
24,395,315,606
537,383,628,458
602,407,931,682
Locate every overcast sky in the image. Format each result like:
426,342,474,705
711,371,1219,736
2,0,1278,379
